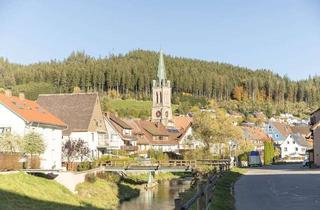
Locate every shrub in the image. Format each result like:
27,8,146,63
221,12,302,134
238,152,249,162
85,173,96,183
96,172,121,183
77,161,91,171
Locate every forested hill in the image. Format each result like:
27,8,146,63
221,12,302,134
0,49,320,106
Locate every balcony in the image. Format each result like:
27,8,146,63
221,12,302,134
121,145,138,151
98,139,108,148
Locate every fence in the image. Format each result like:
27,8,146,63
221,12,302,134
0,153,40,171
174,160,230,210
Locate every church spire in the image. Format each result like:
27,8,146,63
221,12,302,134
157,50,166,83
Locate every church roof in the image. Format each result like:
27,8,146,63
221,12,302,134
157,50,166,82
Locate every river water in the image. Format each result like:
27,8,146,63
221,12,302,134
119,178,192,210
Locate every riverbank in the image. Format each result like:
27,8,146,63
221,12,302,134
209,167,247,210
0,171,184,210
177,167,247,210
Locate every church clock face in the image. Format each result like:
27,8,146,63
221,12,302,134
156,110,161,117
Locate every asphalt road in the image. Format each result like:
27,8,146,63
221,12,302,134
235,164,320,210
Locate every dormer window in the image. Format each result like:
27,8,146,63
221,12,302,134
123,129,131,136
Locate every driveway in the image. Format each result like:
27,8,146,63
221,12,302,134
235,164,320,210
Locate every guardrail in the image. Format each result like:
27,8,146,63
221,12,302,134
174,160,230,210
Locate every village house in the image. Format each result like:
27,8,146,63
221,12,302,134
242,126,270,152
0,90,67,169
37,93,108,159
280,133,310,160
104,113,137,152
264,121,292,145
309,108,320,166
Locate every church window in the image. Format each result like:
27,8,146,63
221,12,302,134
156,92,159,104
160,92,163,103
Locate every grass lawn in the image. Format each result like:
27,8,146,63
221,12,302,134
106,98,178,118
209,167,247,210
76,179,119,209
0,172,101,210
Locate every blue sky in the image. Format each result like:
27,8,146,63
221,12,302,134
0,0,319,80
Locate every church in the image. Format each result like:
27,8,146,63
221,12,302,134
151,50,173,127
104,50,202,154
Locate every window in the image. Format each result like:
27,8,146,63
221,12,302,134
287,141,290,144
123,129,131,136
301,148,306,152
293,141,295,144
0,127,11,133
159,136,163,140
284,147,287,152
295,147,298,152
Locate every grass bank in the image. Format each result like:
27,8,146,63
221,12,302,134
178,168,247,210
209,167,247,210
76,178,140,209
0,172,100,210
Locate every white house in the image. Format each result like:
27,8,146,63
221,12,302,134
104,113,137,152
37,93,108,159
0,91,67,169
280,133,310,160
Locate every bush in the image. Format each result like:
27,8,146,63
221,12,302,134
96,172,121,183
264,141,275,165
85,173,96,183
77,161,91,171
238,152,249,162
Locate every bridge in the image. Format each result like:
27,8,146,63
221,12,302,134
100,159,231,173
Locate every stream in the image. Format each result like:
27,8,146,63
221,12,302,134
119,177,192,210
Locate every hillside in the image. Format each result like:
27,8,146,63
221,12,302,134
1,50,320,108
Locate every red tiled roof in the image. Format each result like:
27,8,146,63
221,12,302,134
172,116,192,131
105,113,135,141
134,120,179,145
0,94,66,128
242,127,270,141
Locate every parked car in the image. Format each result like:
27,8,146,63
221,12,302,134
248,151,262,167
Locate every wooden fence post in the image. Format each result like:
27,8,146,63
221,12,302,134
197,180,205,210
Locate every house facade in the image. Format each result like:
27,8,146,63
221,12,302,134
242,126,270,152
280,134,310,160
264,121,291,144
104,113,137,152
310,109,320,165
0,91,66,169
37,93,108,159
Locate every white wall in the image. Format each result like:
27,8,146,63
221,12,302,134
68,131,101,159
28,126,62,169
0,104,63,169
104,119,124,149
0,104,26,135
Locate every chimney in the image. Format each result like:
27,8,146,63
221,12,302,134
19,93,25,101
4,89,12,97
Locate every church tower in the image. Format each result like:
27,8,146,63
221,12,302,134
151,50,172,126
